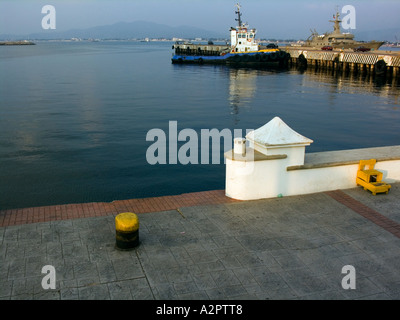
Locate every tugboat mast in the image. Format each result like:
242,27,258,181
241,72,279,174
235,3,242,27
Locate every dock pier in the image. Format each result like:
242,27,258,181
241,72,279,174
284,46,400,78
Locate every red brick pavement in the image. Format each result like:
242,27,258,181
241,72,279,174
326,189,400,239
2,189,400,240
0,190,240,227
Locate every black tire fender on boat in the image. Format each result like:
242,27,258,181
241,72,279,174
261,53,269,62
198,58,204,64
278,50,287,59
254,54,261,62
241,54,250,62
269,52,277,60
233,54,241,62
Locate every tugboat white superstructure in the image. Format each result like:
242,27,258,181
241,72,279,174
230,3,259,53
172,3,290,66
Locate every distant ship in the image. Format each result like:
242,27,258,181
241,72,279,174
303,10,384,50
171,3,290,66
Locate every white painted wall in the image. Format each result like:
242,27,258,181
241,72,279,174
250,142,307,166
225,157,288,200
225,156,400,201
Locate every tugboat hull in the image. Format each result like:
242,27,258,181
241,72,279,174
172,50,290,67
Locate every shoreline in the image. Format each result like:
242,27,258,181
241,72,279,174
0,189,240,227
0,40,35,45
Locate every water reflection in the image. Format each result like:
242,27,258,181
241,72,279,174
226,69,261,126
299,67,400,108
228,69,258,113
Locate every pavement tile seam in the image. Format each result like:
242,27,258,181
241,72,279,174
5,275,157,300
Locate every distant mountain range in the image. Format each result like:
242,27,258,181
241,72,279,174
1,20,398,42
0,21,226,41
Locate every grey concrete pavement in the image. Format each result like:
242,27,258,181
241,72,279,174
1,184,400,300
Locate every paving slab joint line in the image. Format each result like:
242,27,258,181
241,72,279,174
134,250,156,300
325,189,400,239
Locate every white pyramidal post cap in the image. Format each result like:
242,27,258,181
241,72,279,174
246,116,313,148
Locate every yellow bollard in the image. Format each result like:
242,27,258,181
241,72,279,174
115,212,139,250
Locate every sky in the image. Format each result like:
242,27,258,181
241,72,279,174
1,0,400,39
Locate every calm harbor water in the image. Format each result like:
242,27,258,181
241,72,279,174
1,41,399,210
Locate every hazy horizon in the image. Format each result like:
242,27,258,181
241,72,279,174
1,0,400,40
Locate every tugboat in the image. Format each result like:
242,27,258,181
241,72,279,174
303,9,384,50
171,3,290,66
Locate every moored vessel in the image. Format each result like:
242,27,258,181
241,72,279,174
302,10,384,50
171,3,290,67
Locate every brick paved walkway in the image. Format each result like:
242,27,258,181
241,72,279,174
1,185,400,300
0,190,240,227
2,187,400,237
